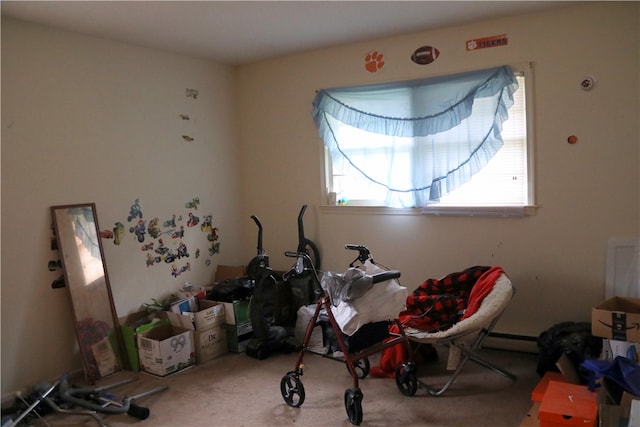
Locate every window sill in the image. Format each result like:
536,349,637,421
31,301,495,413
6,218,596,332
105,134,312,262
320,205,422,216
422,205,537,217
320,205,537,217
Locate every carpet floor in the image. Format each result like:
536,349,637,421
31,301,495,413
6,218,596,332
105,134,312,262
14,346,540,427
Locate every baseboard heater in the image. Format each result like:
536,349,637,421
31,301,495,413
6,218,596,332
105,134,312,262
486,332,539,354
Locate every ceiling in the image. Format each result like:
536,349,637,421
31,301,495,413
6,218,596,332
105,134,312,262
1,1,580,65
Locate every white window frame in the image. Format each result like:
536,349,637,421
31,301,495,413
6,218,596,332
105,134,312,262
321,62,537,217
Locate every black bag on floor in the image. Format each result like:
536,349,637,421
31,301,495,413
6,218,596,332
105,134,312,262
536,321,603,380
207,278,254,302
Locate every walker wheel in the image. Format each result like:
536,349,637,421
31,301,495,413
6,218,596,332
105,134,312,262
347,358,370,379
344,387,363,425
280,372,305,408
395,362,418,396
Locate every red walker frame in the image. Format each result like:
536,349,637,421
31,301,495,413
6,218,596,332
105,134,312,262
279,245,418,426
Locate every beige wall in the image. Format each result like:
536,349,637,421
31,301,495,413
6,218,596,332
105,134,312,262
235,2,639,337
1,18,243,395
1,1,638,398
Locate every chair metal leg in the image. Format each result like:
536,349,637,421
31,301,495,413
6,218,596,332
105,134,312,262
416,344,517,396
415,321,517,396
417,354,470,396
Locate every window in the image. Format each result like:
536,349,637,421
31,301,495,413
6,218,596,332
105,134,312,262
315,65,534,214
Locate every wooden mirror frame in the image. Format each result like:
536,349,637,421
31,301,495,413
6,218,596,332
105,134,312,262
51,203,123,383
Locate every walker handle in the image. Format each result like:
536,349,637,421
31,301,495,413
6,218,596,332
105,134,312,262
371,270,401,284
345,244,373,266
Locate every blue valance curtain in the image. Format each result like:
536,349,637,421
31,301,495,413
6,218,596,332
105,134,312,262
312,65,519,207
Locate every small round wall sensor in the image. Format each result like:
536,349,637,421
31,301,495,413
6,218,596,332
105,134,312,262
580,76,596,91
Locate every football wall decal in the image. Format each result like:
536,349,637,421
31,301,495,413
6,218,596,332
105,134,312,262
411,45,440,65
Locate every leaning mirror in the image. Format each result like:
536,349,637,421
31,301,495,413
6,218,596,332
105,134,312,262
51,203,122,383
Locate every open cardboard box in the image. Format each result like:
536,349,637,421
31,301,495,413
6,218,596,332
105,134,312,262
592,297,640,342
215,265,245,282
136,311,195,377
164,305,228,364
119,310,170,371
598,376,640,427
183,299,226,331
181,299,228,363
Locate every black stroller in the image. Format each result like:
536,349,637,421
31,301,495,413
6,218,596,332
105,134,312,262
279,244,417,426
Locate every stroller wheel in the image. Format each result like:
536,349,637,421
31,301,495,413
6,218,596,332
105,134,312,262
344,387,363,425
394,362,418,396
347,358,370,379
280,372,305,408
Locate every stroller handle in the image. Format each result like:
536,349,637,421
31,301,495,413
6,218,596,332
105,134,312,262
371,270,401,284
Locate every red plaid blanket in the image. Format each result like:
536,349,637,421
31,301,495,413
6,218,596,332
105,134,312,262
370,266,504,378
402,266,491,332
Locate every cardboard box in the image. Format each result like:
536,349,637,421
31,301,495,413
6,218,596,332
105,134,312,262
176,288,207,301
225,327,253,353
538,381,598,427
599,404,631,427
184,299,225,331
169,295,198,315
592,297,640,342
194,324,227,364
519,402,541,427
220,300,251,326
630,399,640,427
210,299,254,352
603,338,640,360
137,324,195,377
215,265,245,282
162,308,227,364
137,312,195,377
598,377,640,427
531,354,581,404
119,311,170,371
219,299,253,336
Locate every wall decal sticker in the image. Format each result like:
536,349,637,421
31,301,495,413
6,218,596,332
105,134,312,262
466,34,508,51
115,198,220,277
163,214,178,228
129,219,146,243
127,199,143,222
185,197,200,210
364,51,385,73
171,262,191,277
171,225,185,239
186,212,199,227
141,242,154,251
181,89,199,143
185,88,199,99
200,215,213,232
112,222,124,245
411,45,440,65
147,217,162,239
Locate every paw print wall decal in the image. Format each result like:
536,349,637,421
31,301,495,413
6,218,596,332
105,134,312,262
364,51,385,73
